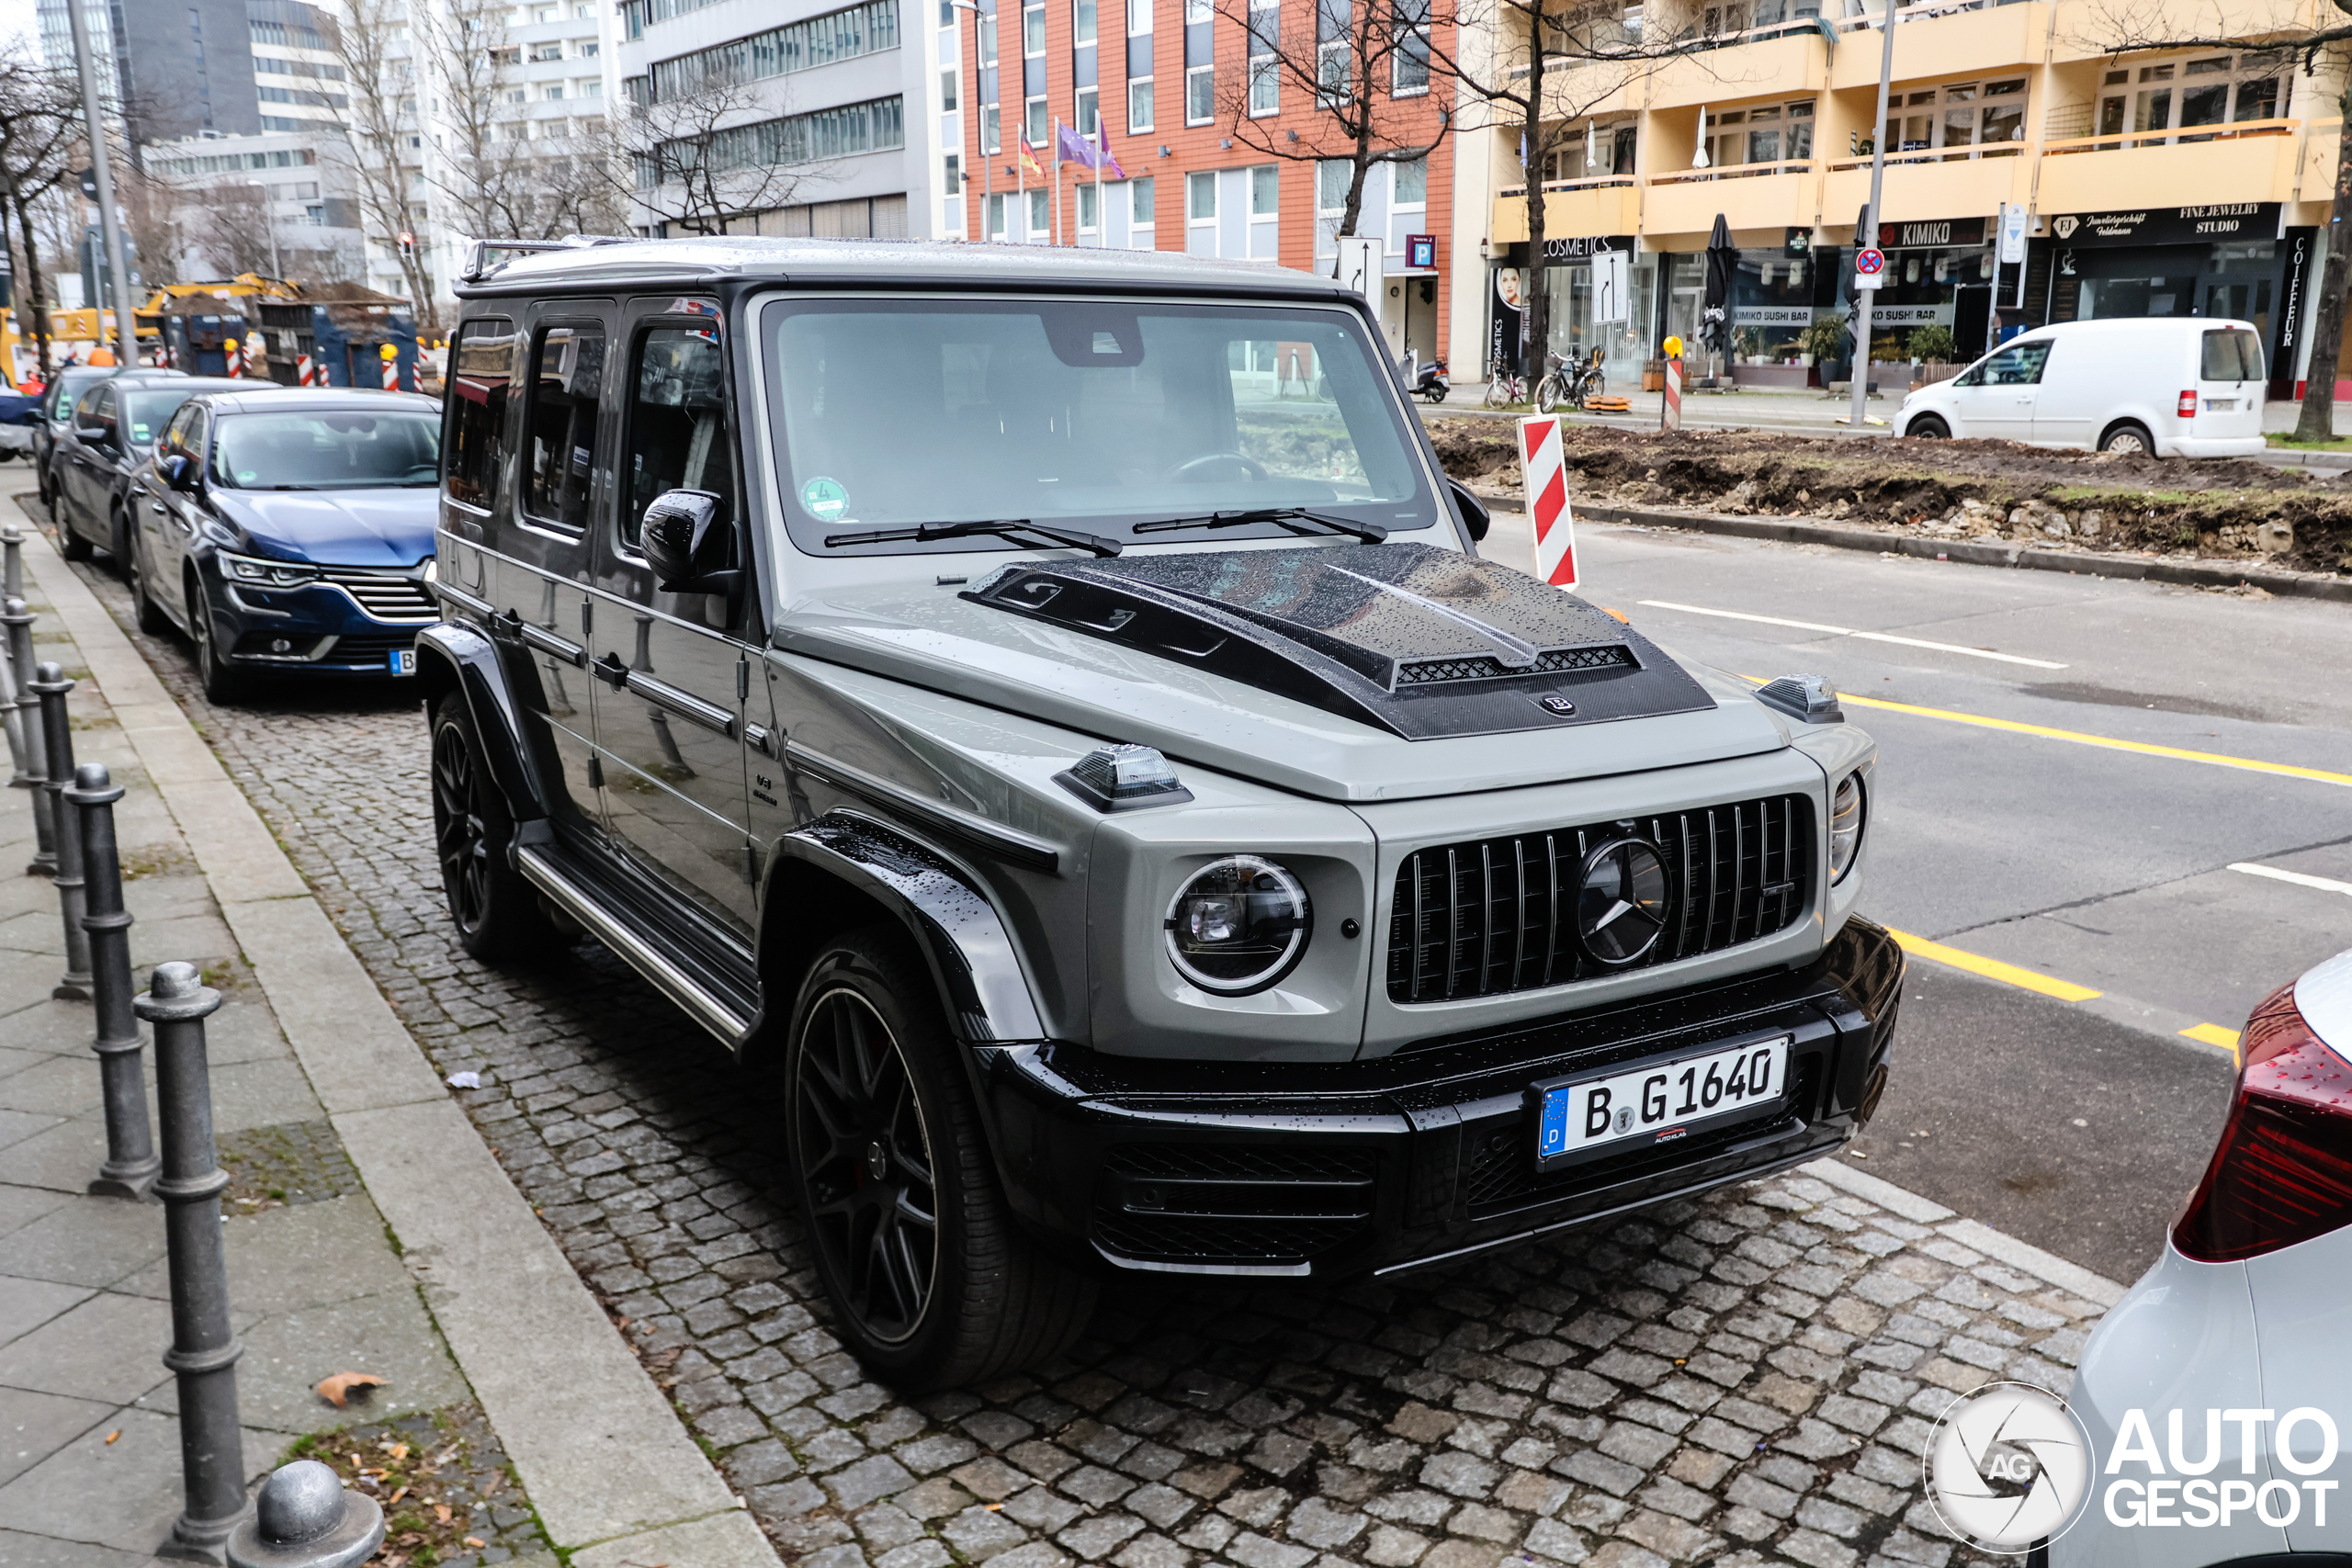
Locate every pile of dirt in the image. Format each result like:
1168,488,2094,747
1428,419,2352,576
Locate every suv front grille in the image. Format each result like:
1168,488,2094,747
1091,1144,1376,1268
319,568,436,623
326,632,417,665
1386,795,1812,1003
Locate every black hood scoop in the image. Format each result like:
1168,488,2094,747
961,544,1715,740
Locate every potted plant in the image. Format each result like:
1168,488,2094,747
1905,323,1960,388
1799,313,1849,386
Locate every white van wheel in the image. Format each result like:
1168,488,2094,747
2098,422,2154,456
1906,414,1950,439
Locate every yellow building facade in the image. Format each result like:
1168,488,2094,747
1445,0,2343,398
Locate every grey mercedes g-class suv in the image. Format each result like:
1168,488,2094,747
420,236,1903,1390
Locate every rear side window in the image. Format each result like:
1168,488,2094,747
1960,339,2052,387
522,323,606,530
2201,328,2263,383
446,318,515,510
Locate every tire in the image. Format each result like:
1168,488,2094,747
1535,376,1562,414
1906,413,1951,439
1482,379,1509,411
1420,386,1445,405
785,928,1097,1390
429,693,560,962
187,573,242,705
1588,369,1607,403
2098,421,2154,456
107,507,132,578
129,536,169,636
56,498,91,560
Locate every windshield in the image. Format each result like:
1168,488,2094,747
209,410,441,490
763,297,1440,554
121,390,199,448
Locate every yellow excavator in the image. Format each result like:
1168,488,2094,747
0,274,302,384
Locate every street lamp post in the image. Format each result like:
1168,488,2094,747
62,0,140,365
1848,0,1900,432
244,182,283,280
952,0,991,241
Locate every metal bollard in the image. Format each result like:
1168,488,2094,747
2,520,20,602
68,763,159,1200
4,596,53,873
29,662,90,996
140,962,249,1562
225,1460,383,1568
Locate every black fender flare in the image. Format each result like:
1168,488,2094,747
415,622,548,824
763,810,1046,1048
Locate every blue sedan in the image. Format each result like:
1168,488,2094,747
125,389,442,703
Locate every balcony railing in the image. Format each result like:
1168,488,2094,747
1647,158,1815,184
2041,115,2300,154
1824,140,2025,171
1498,173,1639,198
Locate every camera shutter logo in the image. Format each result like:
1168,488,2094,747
1925,1382,2095,1552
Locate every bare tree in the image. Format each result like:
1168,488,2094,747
607,75,830,234
2086,1,2351,437
320,0,439,326
1216,0,1453,242
116,158,193,284
1430,0,1702,380
0,53,83,376
421,2,628,242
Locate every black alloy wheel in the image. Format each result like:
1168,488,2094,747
428,693,558,962
784,930,1096,1388
794,985,941,1347
107,507,132,578
187,575,241,705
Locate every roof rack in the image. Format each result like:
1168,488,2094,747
460,235,637,284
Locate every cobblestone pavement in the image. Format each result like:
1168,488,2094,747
38,514,2103,1568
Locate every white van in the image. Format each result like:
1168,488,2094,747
1894,317,2267,457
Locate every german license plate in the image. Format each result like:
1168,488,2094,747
1534,1034,1792,1169
388,649,417,676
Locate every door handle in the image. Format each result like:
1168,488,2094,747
624,667,737,738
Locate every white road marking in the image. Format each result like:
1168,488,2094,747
2228,862,2352,897
1635,600,2068,670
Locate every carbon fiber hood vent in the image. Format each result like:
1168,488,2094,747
960,544,1714,740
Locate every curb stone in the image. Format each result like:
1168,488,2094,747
15,514,784,1567
1471,490,2352,604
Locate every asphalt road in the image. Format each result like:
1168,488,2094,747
1484,511,2352,1284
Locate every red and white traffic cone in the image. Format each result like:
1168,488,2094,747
296,353,314,387
381,353,398,391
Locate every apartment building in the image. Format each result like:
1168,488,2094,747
1453,0,2344,398
950,0,1454,363
616,0,943,238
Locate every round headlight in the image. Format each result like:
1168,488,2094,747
1829,773,1867,884
1164,855,1311,996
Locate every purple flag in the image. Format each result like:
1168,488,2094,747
1056,123,1095,167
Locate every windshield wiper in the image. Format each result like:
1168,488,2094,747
1133,507,1387,545
824,518,1123,558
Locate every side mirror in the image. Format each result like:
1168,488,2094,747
640,488,736,593
75,425,107,444
161,454,197,491
1448,479,1490,544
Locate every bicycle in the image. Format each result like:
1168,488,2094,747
1537,347,1608,412
1482,357,1526,409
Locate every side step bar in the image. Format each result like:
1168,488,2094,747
516,846,752,1046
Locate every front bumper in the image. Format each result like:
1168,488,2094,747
202,558,435,677
974,916,1904,1280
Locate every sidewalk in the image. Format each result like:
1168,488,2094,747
0,514,778,1565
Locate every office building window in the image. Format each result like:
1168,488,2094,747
1394,0,1430,94
944,152,961,192
942,66,958,107
1130,174,1154,225
1074,0,1096,43
1024,0,1045,53
1185,62,1212,122
1317,157,1349,213
1128,75,1153,129
1188,168,1216,220
988,191,1006,234
983,103,1001,152
1029,186,1050,232
1129,0,1151,29
1025,95,1047,143
1079,181,1099,229
1393,154,1424,206
1249,163,1277,216
1077,85,1099,134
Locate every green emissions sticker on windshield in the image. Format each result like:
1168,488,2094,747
801,476,849,521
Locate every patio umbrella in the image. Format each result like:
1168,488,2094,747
1702,213,1736,374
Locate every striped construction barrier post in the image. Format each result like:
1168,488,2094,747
1662,354,1682,433
1519,415,1579,592
379,344,399,391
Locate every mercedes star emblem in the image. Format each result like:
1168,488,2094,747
1577,839,1672,964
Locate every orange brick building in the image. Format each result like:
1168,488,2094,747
945,0,1455,366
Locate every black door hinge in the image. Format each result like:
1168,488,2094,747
736,657,750,701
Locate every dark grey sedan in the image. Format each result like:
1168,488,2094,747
53,375,251,569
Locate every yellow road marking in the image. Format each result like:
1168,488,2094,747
1886,928,2104,1002
1739,678,2352,790
2179,1023,2242,1055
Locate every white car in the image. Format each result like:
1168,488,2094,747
2053,949,2352,1568
1895,318,2267,458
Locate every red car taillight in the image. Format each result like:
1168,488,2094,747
2174,982,2352,1262
2178,389,2199,418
